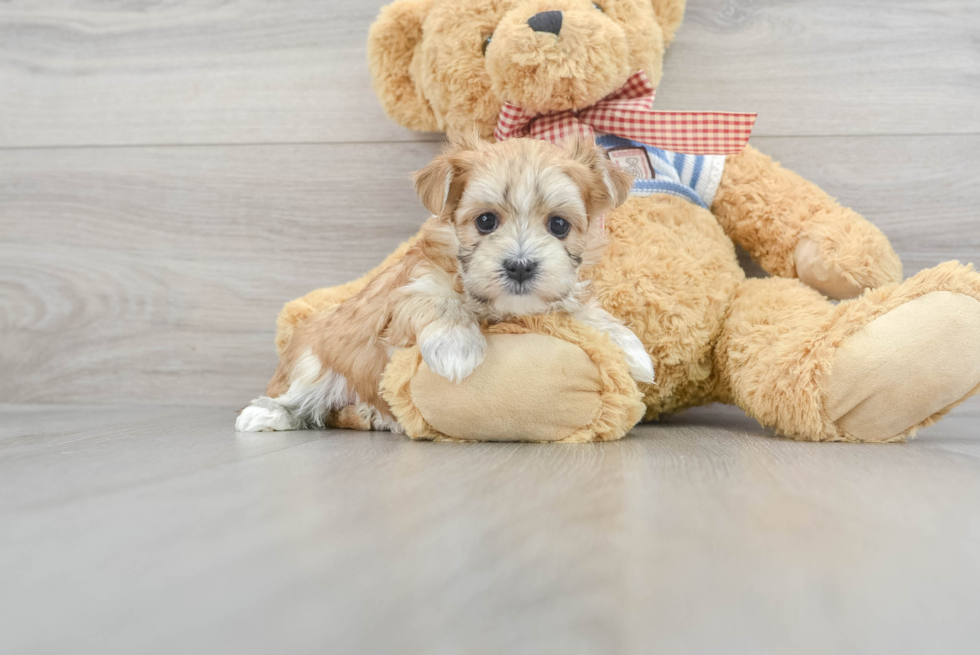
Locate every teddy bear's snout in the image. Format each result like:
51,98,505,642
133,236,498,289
486,1,633,114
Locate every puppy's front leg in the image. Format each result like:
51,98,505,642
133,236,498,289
417,311,487,383
574,300,656,384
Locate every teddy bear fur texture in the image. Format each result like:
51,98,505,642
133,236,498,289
272,0,980,443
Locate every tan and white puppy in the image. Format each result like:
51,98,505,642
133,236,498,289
237,135,655,433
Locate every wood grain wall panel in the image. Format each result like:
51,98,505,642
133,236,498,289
0,0,425,147
657,0,980,137
1,0,978,148
2,136,977,406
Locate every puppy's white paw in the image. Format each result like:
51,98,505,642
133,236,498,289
236,398,301,432
628,354,657,385
614,331,656,385
419,323,487,382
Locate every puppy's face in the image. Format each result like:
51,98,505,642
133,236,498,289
415,136,633,316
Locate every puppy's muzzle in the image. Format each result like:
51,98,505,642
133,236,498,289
503,259,538,283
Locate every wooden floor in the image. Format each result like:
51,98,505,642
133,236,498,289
1,403,979,654
2,1,980,653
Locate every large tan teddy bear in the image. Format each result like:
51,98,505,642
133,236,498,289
272,0,980,443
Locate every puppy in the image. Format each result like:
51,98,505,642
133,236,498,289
237,135,655,433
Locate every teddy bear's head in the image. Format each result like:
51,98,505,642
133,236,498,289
369,0,686,138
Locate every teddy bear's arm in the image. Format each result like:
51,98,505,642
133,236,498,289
710,145,903,298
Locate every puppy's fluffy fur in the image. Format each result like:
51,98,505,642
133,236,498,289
237,135,655,433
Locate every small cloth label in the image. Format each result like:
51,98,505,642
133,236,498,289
606,147,654,179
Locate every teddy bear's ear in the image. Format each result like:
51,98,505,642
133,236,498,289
367,0,439,132
650,0,687,46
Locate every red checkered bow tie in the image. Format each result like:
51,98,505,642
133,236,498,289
494,70,756,155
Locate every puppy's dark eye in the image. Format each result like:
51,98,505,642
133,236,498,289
593,2,604,11
482,34,493,56
548,216,571,238
476,212,499,234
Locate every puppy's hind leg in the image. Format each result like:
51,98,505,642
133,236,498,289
236,397,303,432
236,350,354,432
329,404,403,434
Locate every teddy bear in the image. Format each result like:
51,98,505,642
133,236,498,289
270,0,980,443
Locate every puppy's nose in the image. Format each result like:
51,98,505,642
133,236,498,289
504,259,538,283
528,10,563,36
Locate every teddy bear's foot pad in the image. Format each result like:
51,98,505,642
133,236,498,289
411,333,604,442
821,291,980,442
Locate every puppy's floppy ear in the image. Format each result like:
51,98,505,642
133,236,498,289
413,154,454,216
368,0,439,132
563,134,633,210
596,150,634,208
413,133,483,216
446,127,486,153
650,0,687,46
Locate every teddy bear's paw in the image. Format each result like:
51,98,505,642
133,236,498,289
419,323,488,383
795,226,904,300
399,332,642,442
820,291,980,442
795,238,866,300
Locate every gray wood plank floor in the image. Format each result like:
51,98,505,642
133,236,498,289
1,403,979,655
1,0,979,652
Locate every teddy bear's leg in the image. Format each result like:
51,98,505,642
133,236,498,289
712,145,903,299
715,262,980,442
382,323,647,443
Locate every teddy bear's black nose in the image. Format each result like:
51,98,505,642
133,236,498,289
528,10,563,36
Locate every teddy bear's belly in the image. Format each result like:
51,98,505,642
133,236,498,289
584,194,745,417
